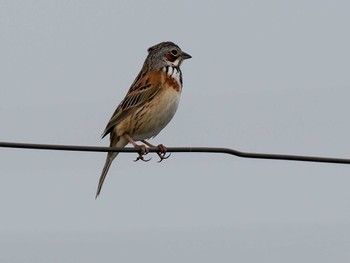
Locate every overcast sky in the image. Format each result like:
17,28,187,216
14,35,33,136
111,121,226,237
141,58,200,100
1,0,350,262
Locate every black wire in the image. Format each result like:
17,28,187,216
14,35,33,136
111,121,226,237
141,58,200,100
1,141,350,164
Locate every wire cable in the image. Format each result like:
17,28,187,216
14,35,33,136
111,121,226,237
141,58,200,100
1,141,350,164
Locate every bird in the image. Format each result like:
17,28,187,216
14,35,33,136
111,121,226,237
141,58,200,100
96,41,191,198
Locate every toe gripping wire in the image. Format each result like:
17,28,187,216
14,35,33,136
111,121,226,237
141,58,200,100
133,144,170,162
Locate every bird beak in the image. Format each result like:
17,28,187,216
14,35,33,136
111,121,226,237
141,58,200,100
181,51,192,60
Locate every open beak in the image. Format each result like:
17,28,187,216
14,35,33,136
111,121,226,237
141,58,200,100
181,51,192,60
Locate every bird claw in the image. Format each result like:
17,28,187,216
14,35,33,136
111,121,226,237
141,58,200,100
156,144,171,163
134,155,152,162
157,152,171,163
132,143,170,163
133,145,151,162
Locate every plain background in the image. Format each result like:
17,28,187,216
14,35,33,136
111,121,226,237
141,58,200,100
1,0,350,262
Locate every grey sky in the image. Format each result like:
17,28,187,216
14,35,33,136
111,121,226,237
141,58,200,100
1,0,350,262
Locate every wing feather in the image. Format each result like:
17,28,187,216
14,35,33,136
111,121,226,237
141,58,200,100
101,70,163,138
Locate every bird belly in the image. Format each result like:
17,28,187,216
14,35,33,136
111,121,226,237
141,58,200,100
129,89,181,141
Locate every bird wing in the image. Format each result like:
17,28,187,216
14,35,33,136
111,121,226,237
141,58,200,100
101,70,163,138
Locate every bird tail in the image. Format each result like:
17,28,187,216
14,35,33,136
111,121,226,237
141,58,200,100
95,151,118,198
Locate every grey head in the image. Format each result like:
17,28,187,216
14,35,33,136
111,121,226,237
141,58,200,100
144,41,192,70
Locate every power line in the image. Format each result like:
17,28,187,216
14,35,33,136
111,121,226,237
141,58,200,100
1,141,350,165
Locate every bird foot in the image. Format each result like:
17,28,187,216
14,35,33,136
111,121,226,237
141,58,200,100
134,145,151,162
156,144,171,163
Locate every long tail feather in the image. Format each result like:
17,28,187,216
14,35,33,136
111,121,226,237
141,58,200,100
95,152,118,198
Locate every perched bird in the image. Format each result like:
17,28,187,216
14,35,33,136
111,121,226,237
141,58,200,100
96,41,191,198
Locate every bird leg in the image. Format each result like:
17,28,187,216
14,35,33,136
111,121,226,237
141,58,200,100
123,133,151,162
141,140,171,162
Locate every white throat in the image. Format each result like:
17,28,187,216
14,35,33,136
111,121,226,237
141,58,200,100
163,66,182,86
171,58,181,67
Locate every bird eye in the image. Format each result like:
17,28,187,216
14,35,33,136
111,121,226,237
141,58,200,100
170,49,178,56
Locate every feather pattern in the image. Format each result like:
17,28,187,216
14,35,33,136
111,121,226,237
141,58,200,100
96,41,191,198
101,71,164,138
